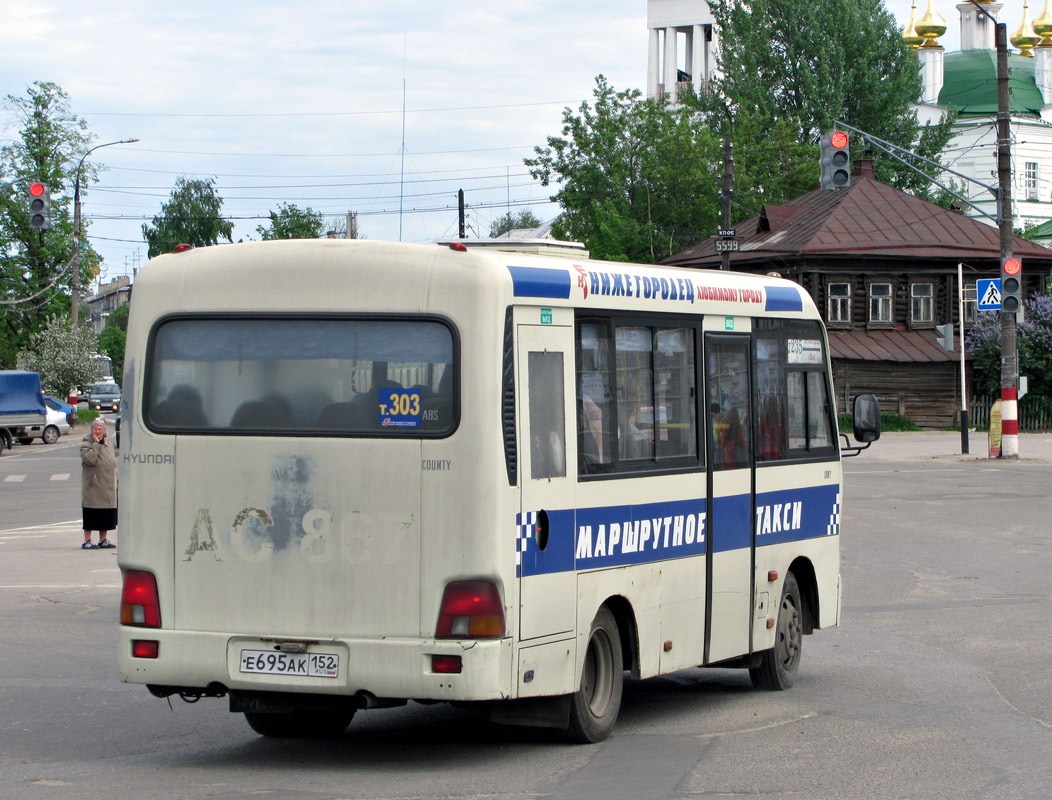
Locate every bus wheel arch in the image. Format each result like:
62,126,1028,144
602,594,639,678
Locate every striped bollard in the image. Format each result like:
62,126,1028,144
1001,386,1019,458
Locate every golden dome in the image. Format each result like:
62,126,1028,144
1012,1,1040,56
1033,0,1052,47
915,0,947,48
903,1,924,50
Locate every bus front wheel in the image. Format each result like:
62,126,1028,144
564,606,623,743
750,572,802,691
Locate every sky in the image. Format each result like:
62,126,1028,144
0,1,1029,290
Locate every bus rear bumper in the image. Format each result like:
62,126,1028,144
119,628,514,703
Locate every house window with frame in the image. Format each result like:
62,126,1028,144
910,283,933,324
1025,161,1038,198
963,284,977,322
869,283,892,323
827,283,851,324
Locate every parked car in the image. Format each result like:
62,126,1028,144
86,382,121,412
44,395,76,425
18,404,71,445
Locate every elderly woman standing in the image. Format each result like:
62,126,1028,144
80,418,117,549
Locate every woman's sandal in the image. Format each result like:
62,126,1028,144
82,541,97,549
98,540,116,549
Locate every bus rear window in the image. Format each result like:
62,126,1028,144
144,317,456,436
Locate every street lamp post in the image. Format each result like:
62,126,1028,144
71,138,138,329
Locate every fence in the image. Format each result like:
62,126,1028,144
970,395,1052,432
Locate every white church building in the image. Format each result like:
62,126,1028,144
908,0,1052,234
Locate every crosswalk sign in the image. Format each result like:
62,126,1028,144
977,278,1001,311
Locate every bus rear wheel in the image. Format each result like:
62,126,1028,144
244,709,354,738
750,572,802,691
564,606,623,743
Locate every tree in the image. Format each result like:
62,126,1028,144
15,314,100,396
142,177,233,257
527,76,724,263
96,304,129,386
706,0,955,197
489,209,543,238
968,296,1052,400
0,82,102,366
256,202,325,241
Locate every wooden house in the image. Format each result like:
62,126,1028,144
664,161,1052,428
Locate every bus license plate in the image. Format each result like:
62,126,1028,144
239,649,339,678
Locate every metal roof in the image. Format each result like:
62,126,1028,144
665,161,1052,270
937,50,1045,117
828,330,960,363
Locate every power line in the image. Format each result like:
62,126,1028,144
81,99,580,119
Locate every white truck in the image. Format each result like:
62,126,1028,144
0,371,48,452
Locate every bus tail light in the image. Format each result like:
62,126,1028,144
435,580,505,638
132,640,160,659
431,654,462,673
121,570,161,628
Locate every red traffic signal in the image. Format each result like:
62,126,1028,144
1002,257,1021,276
830,131,848,150
27,182,51,230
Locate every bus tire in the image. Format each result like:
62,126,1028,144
244,709,354,738
750,572,803,691
564,606,623,743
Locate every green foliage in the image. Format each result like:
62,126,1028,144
839,411,921,432
967,295,1052,400
142,177,234,258
256,202,324,241
15,314,100,395
0,82,102,367
489,209,543,238
527,76,723,263
706,0,955,198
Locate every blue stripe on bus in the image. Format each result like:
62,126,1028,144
764,285,803,312
507,266,573,299
516,484,840,577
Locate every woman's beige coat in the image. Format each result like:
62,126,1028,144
80,432,117,508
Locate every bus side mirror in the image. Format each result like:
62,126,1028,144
852,394,881,443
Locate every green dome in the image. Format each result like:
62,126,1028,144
937,49,1046,116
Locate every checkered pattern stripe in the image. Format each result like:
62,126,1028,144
515,511,537,576
826,492,841,536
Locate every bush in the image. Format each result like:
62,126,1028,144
839,412,920,433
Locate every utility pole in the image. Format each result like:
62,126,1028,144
71,138,138,329
721,130,733,271
993,16,1019,458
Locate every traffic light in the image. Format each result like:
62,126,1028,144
1000,256,1023,315
28,182,51,230
820,131,851,190
935,323,953,351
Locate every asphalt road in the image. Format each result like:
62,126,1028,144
0,429,1049,800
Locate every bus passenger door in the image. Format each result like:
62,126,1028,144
704,332,754,663
516,324,577,641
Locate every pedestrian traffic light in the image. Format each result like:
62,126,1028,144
820,131,851,190
935,323,953,351
1000,256,1023,315
28,182,51,230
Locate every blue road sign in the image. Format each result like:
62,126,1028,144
977,278,1001,311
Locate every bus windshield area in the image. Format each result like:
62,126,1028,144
144,316,456,436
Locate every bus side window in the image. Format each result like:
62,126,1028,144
528,351,566,480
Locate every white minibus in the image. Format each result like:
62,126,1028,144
117,238,878,742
